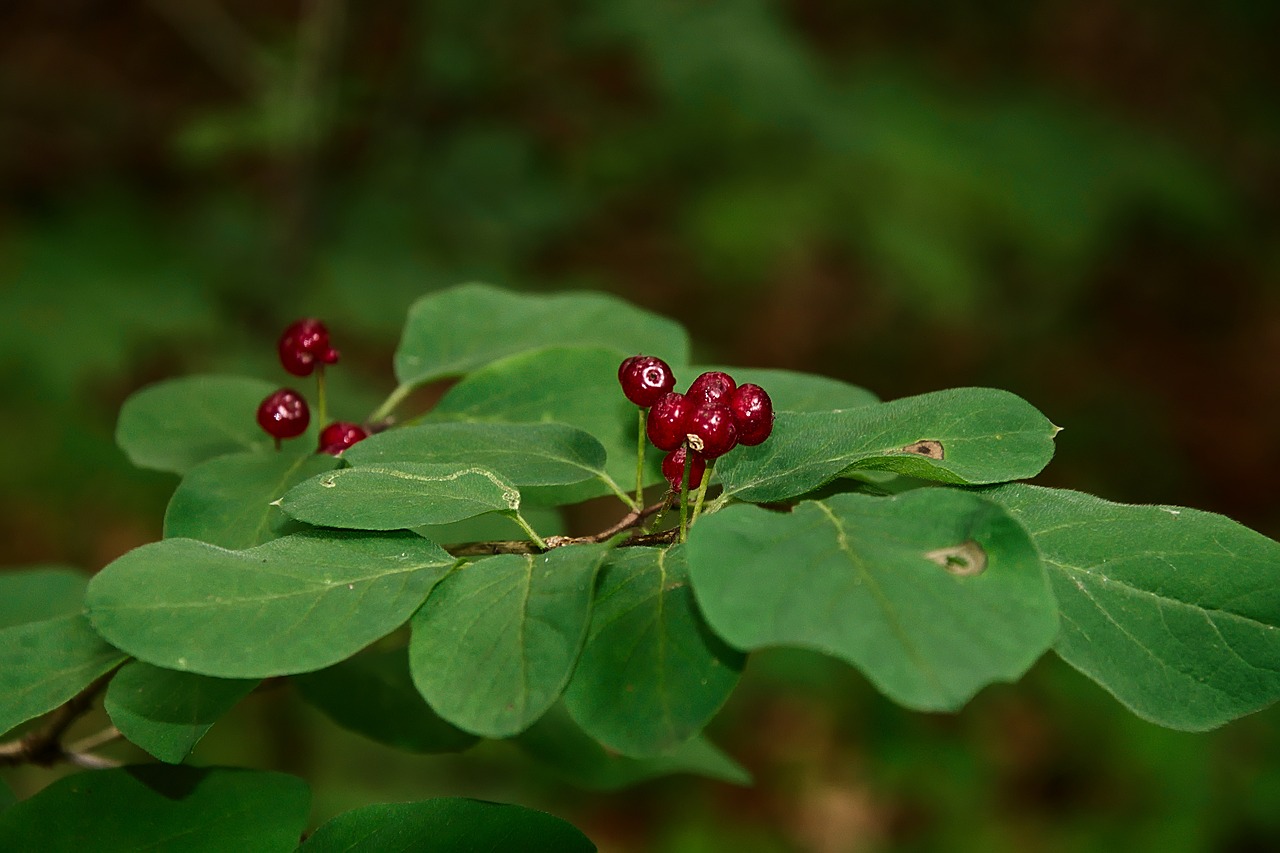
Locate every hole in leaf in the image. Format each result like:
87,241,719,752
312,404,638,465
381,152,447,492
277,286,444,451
900,440,944,460
924,540,987,576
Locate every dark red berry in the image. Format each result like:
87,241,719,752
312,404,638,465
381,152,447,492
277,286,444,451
662,446,706,492
686,371,736,407
257,389,310,440
646,392,693,451
685,403,738,459
278,318,339,377
319,421,369,455
730,383,774,446
618,355,676,408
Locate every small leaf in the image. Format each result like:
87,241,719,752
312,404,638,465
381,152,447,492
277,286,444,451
0,766,309,853
280,464,521,530
410,544,608,738
716,387,1058,502
115,375,280,474
104,662,258,764
563,546,744,756
693,366,878,412
164,449,340,548
394,281,689,388
985,483,1280,730
687,490,1057,711
294,647,477,753
86,531,456,679
299,798,596,853
0,565,88,629
0,614,127,737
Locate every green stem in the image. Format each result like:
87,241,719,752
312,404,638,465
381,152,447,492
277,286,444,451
601,474,640,511
689,460,714,528
368,382,413,424
678,453,691,543
315,365,328,428
510,511,548,551
634,408,646,507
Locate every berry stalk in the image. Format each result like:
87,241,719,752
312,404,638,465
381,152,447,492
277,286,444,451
689,459,713,528
678,450,692,543
635,407,646,507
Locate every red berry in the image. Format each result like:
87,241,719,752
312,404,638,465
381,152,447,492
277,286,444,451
319,421,369,455
646,392,693,451
278,318,339,377
685,404,738,459
618,355,677,408
730,383,774,446
686,371,736,407
662,446,706,492
257,389,310,440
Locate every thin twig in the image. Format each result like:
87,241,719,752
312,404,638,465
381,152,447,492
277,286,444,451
446,500,668,556
0,667,121,768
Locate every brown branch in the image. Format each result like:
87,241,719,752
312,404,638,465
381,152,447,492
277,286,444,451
0,667,121,769
447,499,671,557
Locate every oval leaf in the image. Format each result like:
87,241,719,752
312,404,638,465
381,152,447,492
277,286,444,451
985,483,1280,730
715,387,1059,503
0,565,88,629
0,766,309,853
394,282,689,388
105,662,258,764
115,375,279,474
563,546,744,756
164,450,340,548
687,490,1057,711
86,531,456,678
299,799,595,853
409,543,608,738
280,464,520,530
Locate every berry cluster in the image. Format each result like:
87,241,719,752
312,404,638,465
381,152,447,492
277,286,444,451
619,356,774,492
255,319,368,455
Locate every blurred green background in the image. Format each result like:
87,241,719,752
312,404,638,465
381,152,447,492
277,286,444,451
3,2,1279,850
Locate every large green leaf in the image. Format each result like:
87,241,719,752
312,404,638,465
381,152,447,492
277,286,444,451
563,546,744,756
294,647,478,753
430,347,653,505
164,449,339,548
409,544,608,738
279,464,521,530
687,490,1057,710
513,703,751,791
299,798,595,852
86,531,456,679
714,387,1059,503
693,366,878,412
0,614,127,737
0,766,309,853
115,375,281,474
985,483,1280,730
104,662,258,764
393,282,689,388
0,565,88,629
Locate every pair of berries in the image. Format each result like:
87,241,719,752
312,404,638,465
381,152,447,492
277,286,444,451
618,356,774,491
255,319,367,455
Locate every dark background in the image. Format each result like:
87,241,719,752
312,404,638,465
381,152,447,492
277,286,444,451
3,2,1279,850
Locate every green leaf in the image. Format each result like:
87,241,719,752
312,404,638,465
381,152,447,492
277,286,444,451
431,347,652,504
563,546,744,756
299,798,595,852
0,565,88,629
294,647,478,753
115,375,280,474
985,483,1280,730
514,702,751,791
0,766,309,853
0,614,127,737
85,531,456,678
104,662,258,764
343,421,611,495
694,366,878,412
409,544,608,738
0,779,13,814
279,464,521,531
164,450,340,548
687,490,1057,711
416,505,565,548
715,387,1059,503
393,282,689,388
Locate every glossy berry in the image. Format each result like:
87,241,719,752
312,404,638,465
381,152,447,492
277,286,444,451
318,421,368,455
618,355,676,408
646,392,693,451
685,403,738,459
686,371,736,407
257,389,310,440
662,446,705,492
279,318,340,377
730,383,774,446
